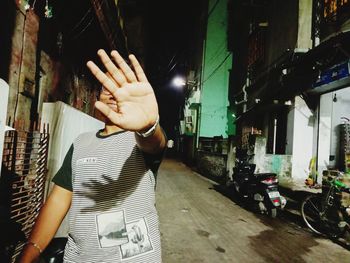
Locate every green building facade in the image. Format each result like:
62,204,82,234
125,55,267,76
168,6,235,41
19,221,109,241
200,0,235,138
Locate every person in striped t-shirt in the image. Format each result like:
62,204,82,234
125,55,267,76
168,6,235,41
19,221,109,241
19,49,167,263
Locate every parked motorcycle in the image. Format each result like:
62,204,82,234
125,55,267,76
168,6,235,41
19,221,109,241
232,150,286,218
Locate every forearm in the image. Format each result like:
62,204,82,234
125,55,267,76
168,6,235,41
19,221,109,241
18,186,72,263
135,125,167,154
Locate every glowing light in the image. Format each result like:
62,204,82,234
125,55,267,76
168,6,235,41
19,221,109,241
172,76,186,87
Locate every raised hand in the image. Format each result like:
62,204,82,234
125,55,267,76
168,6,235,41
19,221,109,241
87,49,159,132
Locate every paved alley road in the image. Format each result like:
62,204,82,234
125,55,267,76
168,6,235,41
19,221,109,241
156,158,350,263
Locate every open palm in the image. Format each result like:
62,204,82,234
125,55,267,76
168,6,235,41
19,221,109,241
87,49,159,131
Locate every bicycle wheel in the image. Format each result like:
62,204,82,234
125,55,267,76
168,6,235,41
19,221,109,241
301,195,325,235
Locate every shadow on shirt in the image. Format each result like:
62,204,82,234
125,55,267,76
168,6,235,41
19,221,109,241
75,147,151,213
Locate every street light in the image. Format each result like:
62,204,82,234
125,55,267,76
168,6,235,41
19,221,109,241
172,76,186,88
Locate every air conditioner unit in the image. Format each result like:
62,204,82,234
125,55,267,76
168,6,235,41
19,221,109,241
185,116,193,124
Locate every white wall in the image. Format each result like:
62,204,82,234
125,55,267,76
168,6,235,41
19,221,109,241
0,79,9,176
41,101,104,237
252,136,293,186
318,92,333,173
330,87,350,167
226,140,235,181
184,89,201,134
297,0,313,50
285,103,295,155
291,96,315,182
318,87,350,171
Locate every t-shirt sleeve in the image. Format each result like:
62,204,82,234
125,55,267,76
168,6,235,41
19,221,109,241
52,144,74,192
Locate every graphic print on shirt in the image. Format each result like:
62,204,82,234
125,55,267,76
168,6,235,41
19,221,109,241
119,217,154,260
96,210,129,248
76,157,98,165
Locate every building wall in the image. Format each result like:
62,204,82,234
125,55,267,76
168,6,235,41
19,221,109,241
246,0,300,113
7,9,39,129
290,96,315,182
196,151,227,181
318,92,333,176
242,0,314,186
253,136,292,185
296,0,313,50
318,87,350,174
0,80,9,175
321,1,350,41
5,5,99,130
264,0,298,67
37,50,63,113
200,0,233,138
183,89,201,135
285,103,295,155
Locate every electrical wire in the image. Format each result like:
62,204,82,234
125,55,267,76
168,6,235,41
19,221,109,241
68,7,92,35
202,52,232,84
207,0,221,18
70,16,94,40
167,54,177,68
205,40,227,67
65,8,93,40
167,62,178,73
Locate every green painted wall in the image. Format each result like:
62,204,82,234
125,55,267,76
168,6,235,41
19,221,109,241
200,0,233,138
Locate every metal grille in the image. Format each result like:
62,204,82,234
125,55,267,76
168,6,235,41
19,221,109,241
1,124,49,262
340,123,350,173
312,0,322,43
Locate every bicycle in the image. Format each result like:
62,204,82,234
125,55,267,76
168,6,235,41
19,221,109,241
301,172,350,241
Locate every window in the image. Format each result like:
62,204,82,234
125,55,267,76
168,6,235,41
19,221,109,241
267,109,288,154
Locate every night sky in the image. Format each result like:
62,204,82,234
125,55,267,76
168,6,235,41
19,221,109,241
143,0,205,139
49,0,205,139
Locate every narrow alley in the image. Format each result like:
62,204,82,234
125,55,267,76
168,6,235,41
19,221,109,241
157,158,350,263
2,1,350,262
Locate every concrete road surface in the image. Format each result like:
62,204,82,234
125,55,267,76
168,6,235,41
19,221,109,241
156,158,350,263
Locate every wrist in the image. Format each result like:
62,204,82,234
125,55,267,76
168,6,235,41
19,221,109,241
25,241,42,255
136,116,159,138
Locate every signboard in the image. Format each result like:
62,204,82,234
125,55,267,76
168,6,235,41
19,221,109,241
0,79,9,176
313,60,350,88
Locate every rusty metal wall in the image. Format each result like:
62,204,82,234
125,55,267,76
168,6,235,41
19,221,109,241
1,124,49,262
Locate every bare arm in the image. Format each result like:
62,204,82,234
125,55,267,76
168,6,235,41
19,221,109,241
18,185,72,263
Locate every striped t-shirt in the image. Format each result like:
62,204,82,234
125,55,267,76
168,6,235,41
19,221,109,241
52,130,163,262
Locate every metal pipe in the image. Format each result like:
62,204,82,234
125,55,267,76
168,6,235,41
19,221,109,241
235,84,248,113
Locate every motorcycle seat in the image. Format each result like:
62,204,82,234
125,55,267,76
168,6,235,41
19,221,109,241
254,173,277,179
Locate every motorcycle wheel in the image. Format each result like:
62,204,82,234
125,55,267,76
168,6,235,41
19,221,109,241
262,199,277,218
233,181,240,193
268,208,277,218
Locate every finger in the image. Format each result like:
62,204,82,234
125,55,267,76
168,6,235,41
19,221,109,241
95,101,122,125
100,73,119,94
106,72,119,88
111,50,137,83
97,49,127,87
129,54,148,82
87,61,118,97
